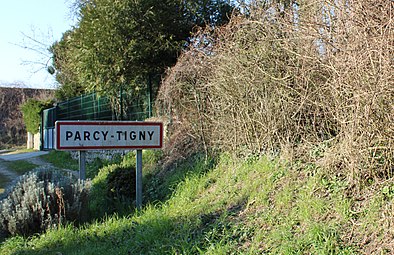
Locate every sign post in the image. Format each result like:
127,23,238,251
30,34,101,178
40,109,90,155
136,150,143,209
79,150,86,180
55,121,163,209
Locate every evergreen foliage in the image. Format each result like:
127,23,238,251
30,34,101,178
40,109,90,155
88,164,136,219
50,0,234,100
106,165,136,203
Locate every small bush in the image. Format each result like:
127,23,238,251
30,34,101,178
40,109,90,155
0,167,91,237
107,165,136,202
87,151,163,219
88,163,137,219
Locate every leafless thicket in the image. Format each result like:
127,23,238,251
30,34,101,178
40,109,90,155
158,0,393,184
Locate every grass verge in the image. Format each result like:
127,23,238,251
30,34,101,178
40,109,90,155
40,151,79,170
0,154,367,254
4,160,38,175
39,150,123,179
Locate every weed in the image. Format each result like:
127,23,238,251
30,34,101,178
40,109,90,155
382,185,394,200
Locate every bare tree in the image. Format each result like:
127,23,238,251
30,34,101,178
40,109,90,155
15,27,56,79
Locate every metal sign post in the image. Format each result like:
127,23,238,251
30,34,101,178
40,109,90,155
136,150,143,209
79,150,86,180
55,121,163,209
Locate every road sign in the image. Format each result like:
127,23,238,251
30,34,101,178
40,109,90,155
55,121,163,150
55,120,163,209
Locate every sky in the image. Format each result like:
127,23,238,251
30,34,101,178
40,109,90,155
0,0,73,89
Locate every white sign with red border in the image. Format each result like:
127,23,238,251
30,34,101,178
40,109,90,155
55,121,163,150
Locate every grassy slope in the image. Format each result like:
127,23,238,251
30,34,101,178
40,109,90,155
0,153,392,254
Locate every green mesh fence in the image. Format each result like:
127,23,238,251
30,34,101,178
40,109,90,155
56,93,113,121
42,92,150,129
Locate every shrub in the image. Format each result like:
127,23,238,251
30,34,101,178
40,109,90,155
0,167,90,237
88,150,166,218
88,162,136,219
158,0,393,185
107,165,136,203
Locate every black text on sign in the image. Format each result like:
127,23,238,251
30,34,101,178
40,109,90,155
56,121,163,150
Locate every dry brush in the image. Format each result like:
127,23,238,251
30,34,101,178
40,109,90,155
158,0,393,185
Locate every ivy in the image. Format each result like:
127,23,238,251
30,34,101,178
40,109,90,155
21,99,53,134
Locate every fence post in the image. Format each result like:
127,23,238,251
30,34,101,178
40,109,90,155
147,74,152,118
136,149,143,209
97,94,100,120
80,94,83,119
120,86,123,120
40,111,44,151
67,99,70,119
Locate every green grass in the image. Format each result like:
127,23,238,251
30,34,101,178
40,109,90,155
39,150,123,178
40,150,79,170
4,160,38,175
0,154,363,255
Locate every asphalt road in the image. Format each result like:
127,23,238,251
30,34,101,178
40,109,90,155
0,151,49,161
